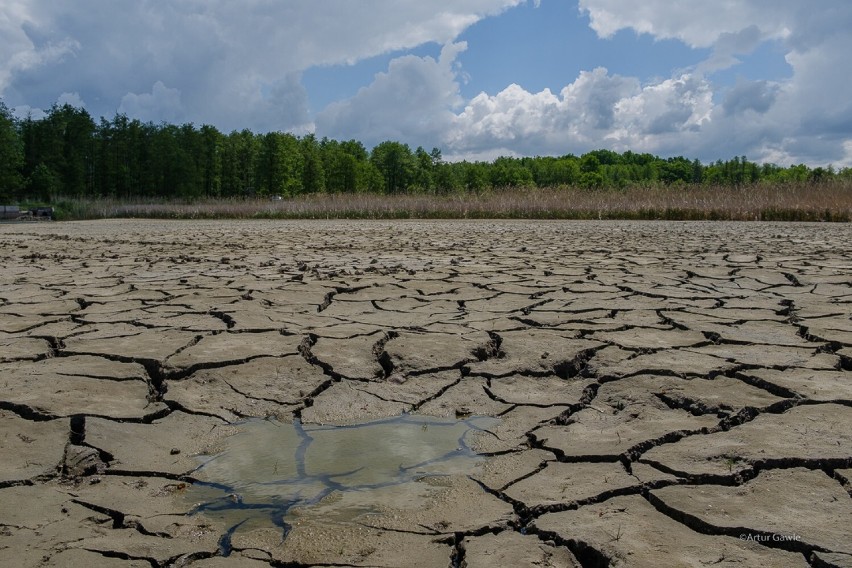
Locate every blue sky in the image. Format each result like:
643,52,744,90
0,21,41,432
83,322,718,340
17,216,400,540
2,0,849,166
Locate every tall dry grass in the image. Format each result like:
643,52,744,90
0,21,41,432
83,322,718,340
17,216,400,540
53,181,852,221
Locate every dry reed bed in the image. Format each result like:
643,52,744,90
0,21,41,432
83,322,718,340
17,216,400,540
55,181,852,221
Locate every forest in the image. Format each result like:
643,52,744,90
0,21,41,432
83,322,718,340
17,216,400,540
1,101,850,203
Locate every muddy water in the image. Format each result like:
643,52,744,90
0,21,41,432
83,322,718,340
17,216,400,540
186,414,498,541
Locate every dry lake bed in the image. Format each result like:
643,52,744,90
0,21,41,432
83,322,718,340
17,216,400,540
1,219,850,567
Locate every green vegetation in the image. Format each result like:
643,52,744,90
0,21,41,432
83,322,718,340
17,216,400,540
1,101,851,221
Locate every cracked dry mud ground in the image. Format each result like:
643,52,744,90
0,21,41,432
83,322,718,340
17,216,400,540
0,219,850,568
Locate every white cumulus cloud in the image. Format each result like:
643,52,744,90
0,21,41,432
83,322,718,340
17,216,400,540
316,42,467,148
442,69,714,159
118,81,183,124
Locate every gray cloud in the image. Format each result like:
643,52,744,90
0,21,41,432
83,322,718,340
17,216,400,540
698,25,765,73
1,0,523,131
646,107,695,135
722,80,778,116
567,68,639,130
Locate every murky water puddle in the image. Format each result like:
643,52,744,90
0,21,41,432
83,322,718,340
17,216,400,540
185,414,498,546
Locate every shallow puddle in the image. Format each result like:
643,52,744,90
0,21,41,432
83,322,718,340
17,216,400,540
185,414,498,543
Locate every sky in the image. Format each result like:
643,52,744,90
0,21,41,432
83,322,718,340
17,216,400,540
2,0,851,166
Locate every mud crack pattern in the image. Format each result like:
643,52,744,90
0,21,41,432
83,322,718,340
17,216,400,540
0,219,850,567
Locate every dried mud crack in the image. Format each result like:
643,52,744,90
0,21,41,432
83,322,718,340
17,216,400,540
1,219,850,567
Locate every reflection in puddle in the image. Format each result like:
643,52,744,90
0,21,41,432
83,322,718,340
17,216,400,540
186,414,498,550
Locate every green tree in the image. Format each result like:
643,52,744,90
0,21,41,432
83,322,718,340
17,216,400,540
809,167,829,182
221,129,260,196
93,115,122,197
529,156,579,187
358,160,386,193
199,124,223,197
28,163,61,201
490,156,534,187
413,146,436,192
580,153,601,174
20,103,96,197
148,123,209,198
0,100,24,200
322,138,371,192
371,141,415,193
462,161,490,192
319,138,345,192
691,159,704,184
579,171,604,189
586,149,621,166
300,134,325,193
659,157,693,185
257,132,303,196
434,159,463,194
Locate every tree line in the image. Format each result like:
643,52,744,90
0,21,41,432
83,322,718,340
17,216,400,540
1,101,849,202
